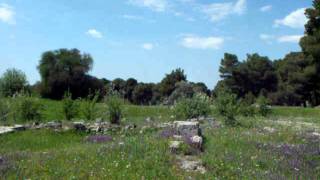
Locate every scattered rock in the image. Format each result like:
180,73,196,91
87,122,110,133
177,156,206,174
125,124,137,130
311,132,320,137
45,121,62,130
108,125,121,133
73,122,87,132
157,122,174,129
12,125,26,131
87,124,101,133
190,135,203,149
170,141,183,153
145,117,152,123
263,127,276,133
0,126,14,135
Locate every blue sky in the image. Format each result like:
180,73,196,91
0,0,312,88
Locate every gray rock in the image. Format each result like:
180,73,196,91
0,126,14,135
45,121,62,130
170,141,183,153
125,124,137,130
178,156,206,174
263,127,276,133
174,121,200,136
157,122,174,129
190,135,203,149
139,126,149,134
87,124,102,133
87,122,111,133
145,117,152,123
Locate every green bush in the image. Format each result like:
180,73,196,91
256,96,272,117
0,98,10,122
238,99,256,117
62,92,78,121
174,93,211,119
15,95,43,122
0,68,28,97
106,95,123,124
214,91,239,126
81,93,99,121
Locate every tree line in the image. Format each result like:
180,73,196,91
0,49,209,105
214,0,320,107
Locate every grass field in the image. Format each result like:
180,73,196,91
0,99,319,179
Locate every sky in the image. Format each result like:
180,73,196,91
0,0,313,89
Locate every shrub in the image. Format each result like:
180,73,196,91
174,93,211,119
106,95,123,124
0,68,28,97
214,91,239,126
238,99,256,117
81,93,99,121
256,96,272,117
0,98,10,122
62,92,78,121
15,94,43,122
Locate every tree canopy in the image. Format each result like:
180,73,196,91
38,48,104,99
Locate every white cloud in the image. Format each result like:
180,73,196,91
86,29,103,39
202,0,246,22
260,5,272,12
128,0,168,12
0,4,15,24
259,34,275,44
122,14,143,20
277,35,303,43
260,34,274,40
142,43,154,50
181,35,224,50
274,8,307,28
233,0,246,14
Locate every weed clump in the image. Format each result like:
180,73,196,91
62,92,78,121
81,93,99,121
106,95,123,124
15,94,43,122
0,98,10,122
214,91,239,126
256,96,272,117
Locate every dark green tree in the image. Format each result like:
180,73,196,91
111,78,126,97
238,54,277,97
272,52,308,105
217,53,277,99
299,0,320,106
219,53,239,79
125,78,138,102
132,83,154,105
160,68,187,97
38,48,104,99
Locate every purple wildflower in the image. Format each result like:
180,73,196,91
86,135,113,143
